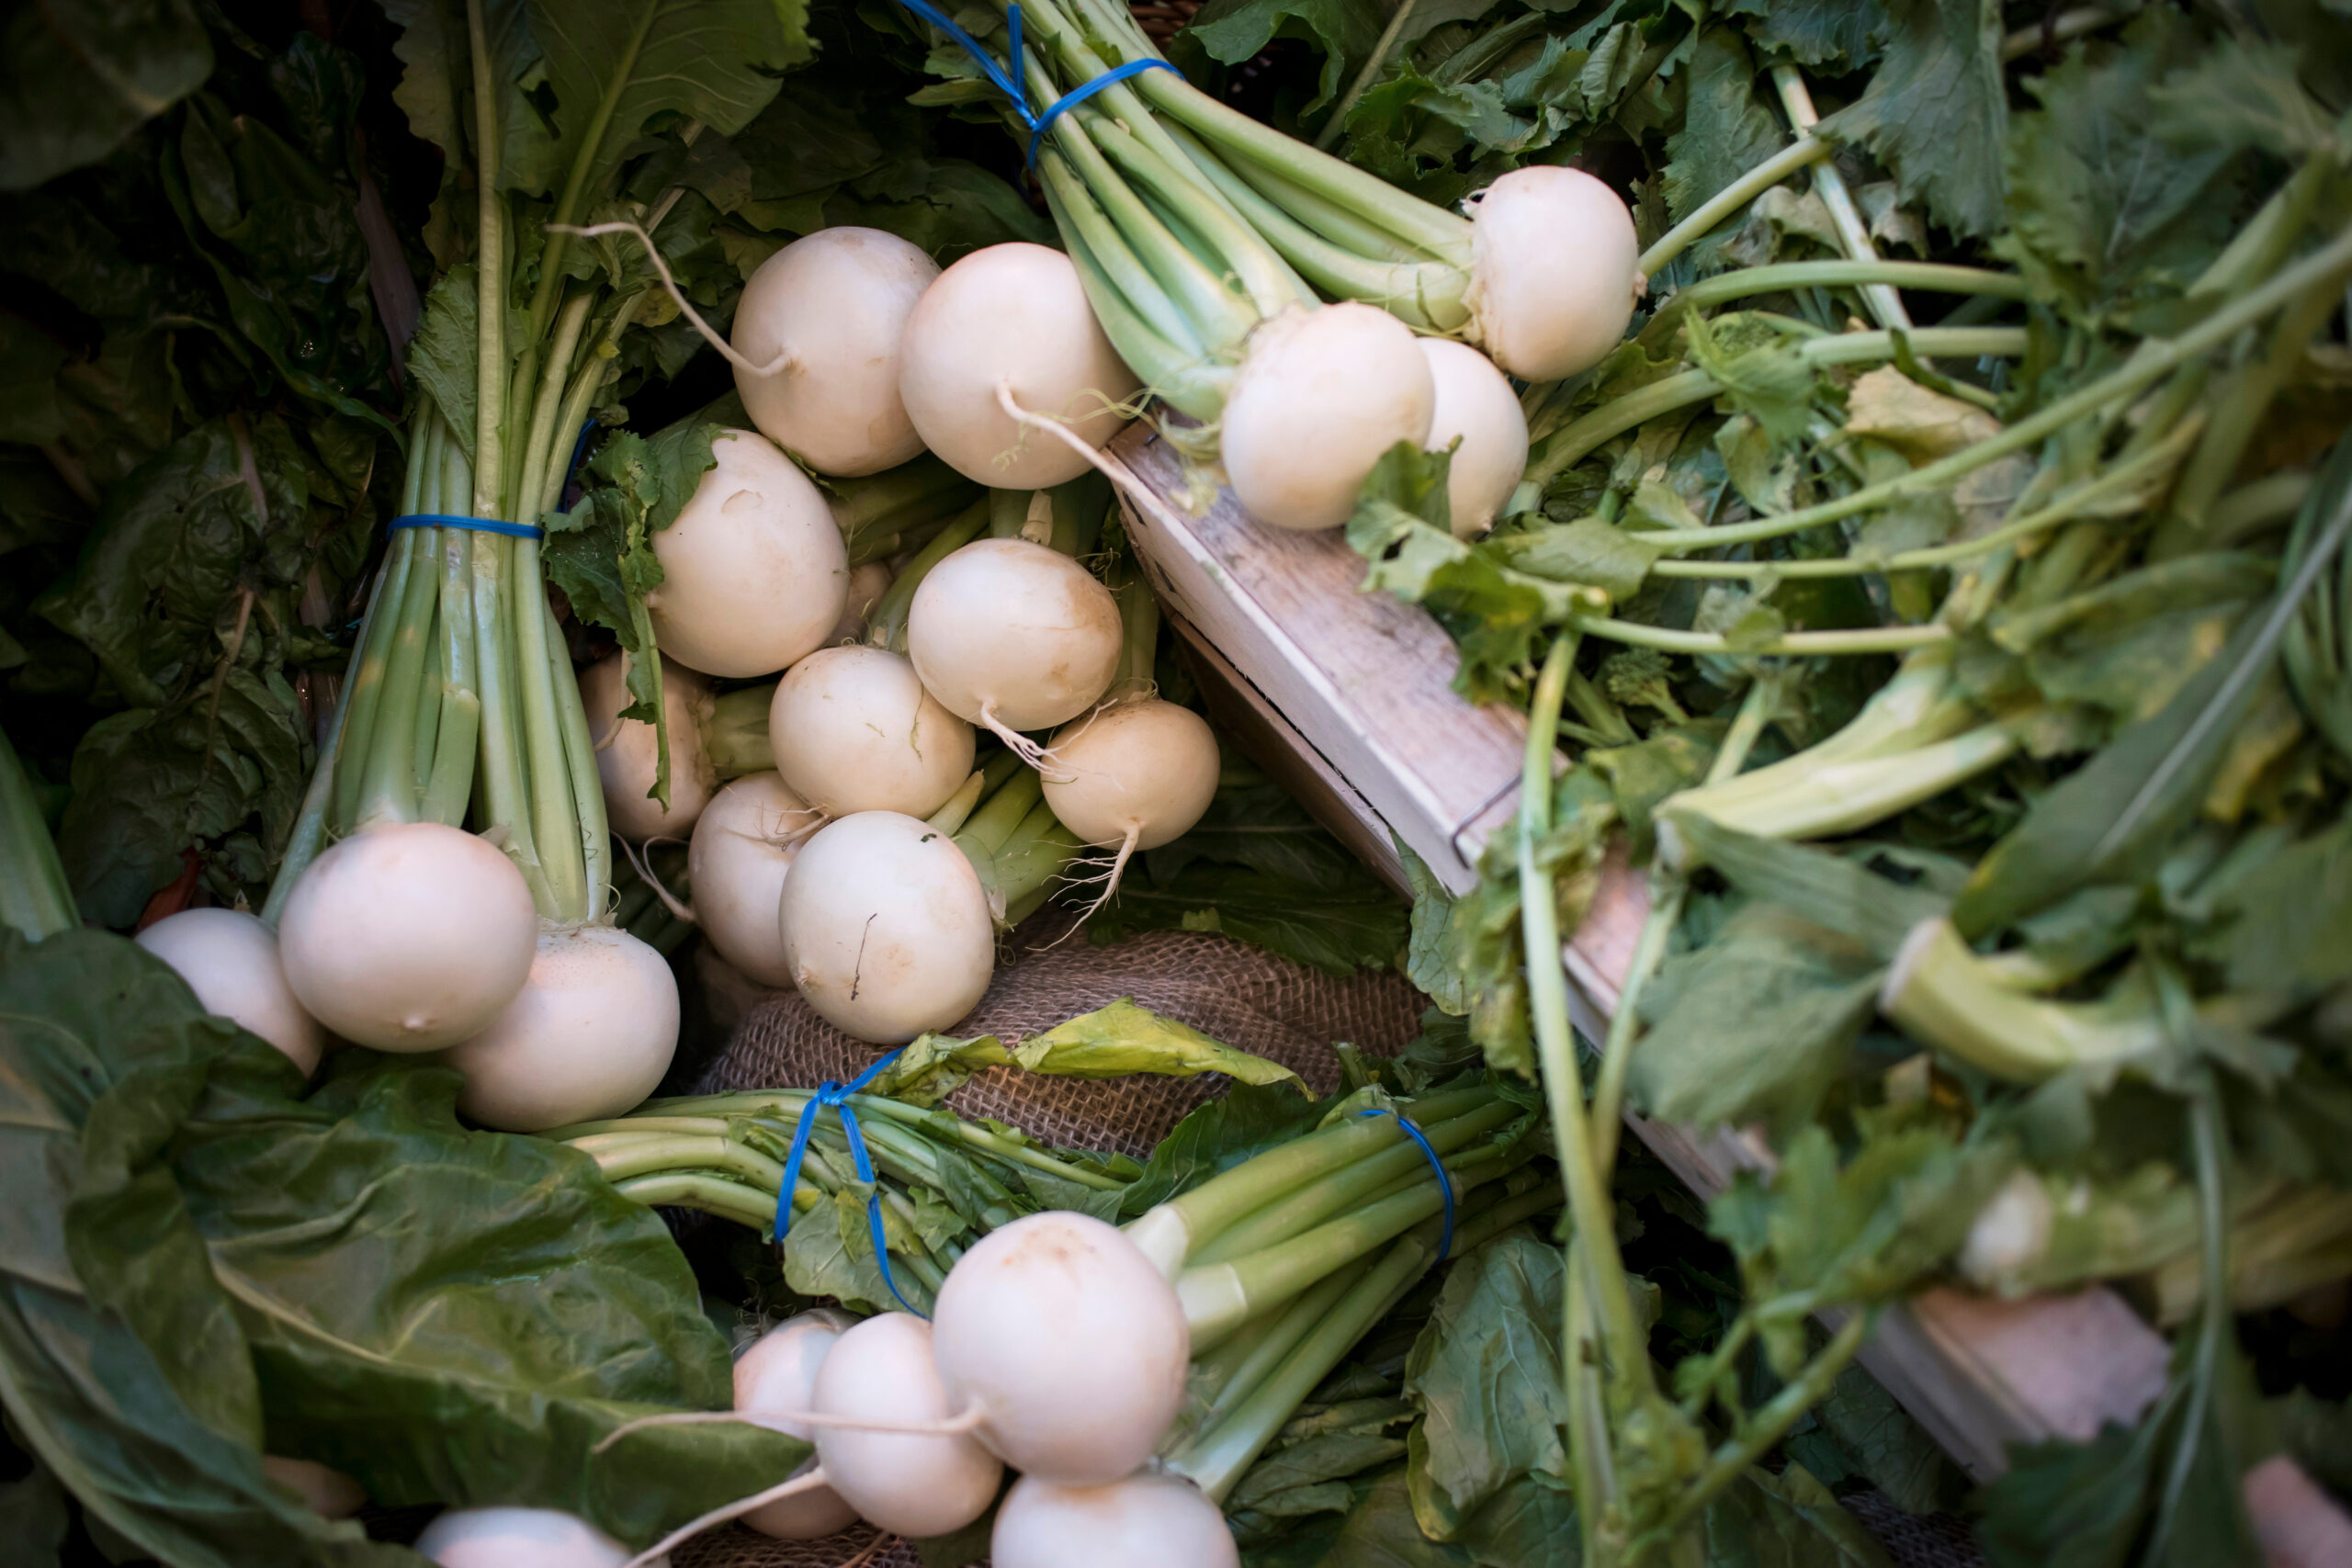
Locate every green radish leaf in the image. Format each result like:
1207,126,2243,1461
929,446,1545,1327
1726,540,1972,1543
1493,515,1661,605
1402,1229,1572,1529
1012,998,1306,1090
1797,1359,1968,1516
1229,1430,1410,1518
1180,0,1390,120
2187,817,2352,995
1815,0,2007,238
0,0,213,191
1661,29,1786,266
1657,815,1951,956
1739,0,1887,71
1118,1080,1329,1217
405,269,481,463
1699,1463,1896,1567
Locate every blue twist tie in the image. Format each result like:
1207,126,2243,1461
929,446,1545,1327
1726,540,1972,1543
775,1049,926,1317
885,0,1181,166
1357,1108,1453,1260
388,513,547,540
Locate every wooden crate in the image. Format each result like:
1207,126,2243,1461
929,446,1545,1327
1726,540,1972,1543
1106,420,2352,1562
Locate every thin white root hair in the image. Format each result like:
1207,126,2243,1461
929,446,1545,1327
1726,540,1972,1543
552,221,790,378
617,836,696,924
992,381,1148,498
593,1402,989,1456
837,1528,899,1568
1058,826,1140,925
978,703,1056,772
618,1468,833,1568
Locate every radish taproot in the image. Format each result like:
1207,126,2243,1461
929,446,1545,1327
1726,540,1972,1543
687,773,815,988
648,431,847,679
907,538,1122,758
767,645,974,818
810,1313,1002,1538
777,810,995,1043
135,908,324,1075
932,1212,1190,1485
442,924,678,1131
277,823,537,1053
732,229,939,478
1419,338,1528,538
992,1472,1238,1568
898,244,1139,490
1219,305,1436,533
734,1312,862,1540
1043,700,1218,908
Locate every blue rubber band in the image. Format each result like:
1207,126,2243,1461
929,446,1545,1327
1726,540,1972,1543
388,513,547,540
775,1050,927,1317
1026,61,1181,168
1357,1108,1453,1260
883,0,1182,167
560,418,598,502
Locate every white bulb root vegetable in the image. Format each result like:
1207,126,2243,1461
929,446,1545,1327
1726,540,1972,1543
414,1506,658,1568
580,652,719,842
899,243,1139,490
687,772,816,988
261,1456,367,1519
1419,339,1529,538
778,811,995,1043
1464,165,1641,380
932,1212,1190,1485
1219,304,1435,533
277,823,537,1053
733,229,939,478
991,1472,1238,1568
908,538,1122,758
442,925,679,1131
1042,700,1218,912
811,1313,1002,1539
136,908,324,1075
647,430,848,678
768,645,975,818
734,1313,861,1540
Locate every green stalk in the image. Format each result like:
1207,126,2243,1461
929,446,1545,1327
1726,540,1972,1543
470,534,551,910
332,436,427,832
993,802,1084,913
545,593,608,917
925,771,989,836
268,536,399,919
865,499,989,652
410,625,444,797
1663,724,2018,847
1879,920,2166,1082
1041,174,1237,421
701,686,775,778
354,527,440,826
575,1130,793,1190
0,727,76,940
614,1172,788,1233
526,6,659,343
1588,875,1682,1179
1566,614,1948,658
832,456,982,564
1035,150,1208,357
1314,0,1417,148
511,534,587,919
466,0,505,522
1646,260,2024,331
1636,138,1833,279
1165,1259,1371,1456
958,769,1046,860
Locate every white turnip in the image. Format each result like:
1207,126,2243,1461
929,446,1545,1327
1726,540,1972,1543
580,653,718,843
907,538,1122,758
767,645,974,818
1419,338,1528,538
686,773,814,988
931,1212,1190,1485
441,925,678,1131
733,229,939,478
991,1472,1238,1568
277,823,537,1054
136,908,323,1075
414,1506,658,1568
733,1313,861,1540
777,811,994,1043
1464,166,1641,380
1042,700,1218,910
810,1313,1002,1539
898,243,1139,490
648,431,847,679
1219,305,1435,533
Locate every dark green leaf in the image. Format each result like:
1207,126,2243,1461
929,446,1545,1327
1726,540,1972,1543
1816,0,2007,238
1183,0,1388,118
1662,29,1786,247
0,0,213,191
1119,1080,1329,1217
1402,1230,1570,1527
1743,0,1886,70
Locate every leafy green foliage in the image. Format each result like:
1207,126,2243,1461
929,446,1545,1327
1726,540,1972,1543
1815,0,2007,238
1403,1231,1571,1533
0,0,214,191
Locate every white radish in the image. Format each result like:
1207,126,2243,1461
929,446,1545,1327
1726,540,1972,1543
778,811,995,1043
899,243,1139,490
1220,304,1436,533
580,653,718,843
261,1456,366,1520
931,1212,1190,1485
829,561,894,646
768,645,974,818
1042,701,1218,910
810,1313,1002,1539
991,1472,1238,1568
414,1506,658,1568
277,823,537,1054
907,538,1122,759
733,229,939,478
648,431,847,678
733,1313,861,1540
136,908,324,1075
1464,165,1641,380
441,926,678,1132
1419,338,1529,538
687,773,814,988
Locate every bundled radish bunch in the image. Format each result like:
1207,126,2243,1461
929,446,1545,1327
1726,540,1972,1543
573,1073,1555,1565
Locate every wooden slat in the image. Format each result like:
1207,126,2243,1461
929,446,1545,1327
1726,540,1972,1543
1109,419,2349,1545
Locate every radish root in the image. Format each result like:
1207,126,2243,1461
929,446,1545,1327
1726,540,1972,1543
992,381,1146,497
616,836,695,924
1056,825,1142,924
618,1468,832,1568
552,221,791,378
978,702,1056,772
